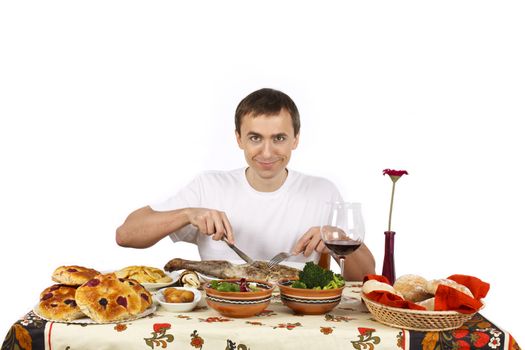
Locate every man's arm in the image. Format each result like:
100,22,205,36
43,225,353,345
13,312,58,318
116,206,234,248
339,244,375,281
292,227,376,281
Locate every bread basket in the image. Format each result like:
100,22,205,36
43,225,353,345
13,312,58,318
361,294,480,331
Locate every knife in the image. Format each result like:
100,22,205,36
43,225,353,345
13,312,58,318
221,237,254,264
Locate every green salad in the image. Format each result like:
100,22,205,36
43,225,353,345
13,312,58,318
291,262,345,290
210,278,261,292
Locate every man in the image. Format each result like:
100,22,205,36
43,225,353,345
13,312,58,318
116,88,375,280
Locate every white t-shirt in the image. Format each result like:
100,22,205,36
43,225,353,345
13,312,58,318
150,168,343,263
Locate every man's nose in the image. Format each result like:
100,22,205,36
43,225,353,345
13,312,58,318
261,141,273,157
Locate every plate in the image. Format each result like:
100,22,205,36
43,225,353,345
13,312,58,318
33,304,157,324
139,271,180,291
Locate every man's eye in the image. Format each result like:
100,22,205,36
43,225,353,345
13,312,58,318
275,136,286,142
249,136,260,142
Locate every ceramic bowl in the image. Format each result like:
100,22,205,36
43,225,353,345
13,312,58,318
278,279,344,315
204,279,275,318
154,287,202,312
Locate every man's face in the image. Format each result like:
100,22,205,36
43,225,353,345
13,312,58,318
236,109,299,185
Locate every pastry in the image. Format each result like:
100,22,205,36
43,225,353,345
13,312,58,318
75,273,152,323
393,274,433,302
37,284,85,321
164,288,194,303
362,280,403,298
52,265,101,286
426,279,474,297
115,266,172,283
125,278,153,313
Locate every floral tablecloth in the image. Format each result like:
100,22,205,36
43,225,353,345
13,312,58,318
2,283,521,350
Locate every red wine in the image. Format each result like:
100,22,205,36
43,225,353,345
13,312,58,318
325,240,361,256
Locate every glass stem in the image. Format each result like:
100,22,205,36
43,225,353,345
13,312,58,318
339,257,346,280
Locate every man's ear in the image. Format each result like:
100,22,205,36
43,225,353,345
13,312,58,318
292,133,300,150
235,131,243,149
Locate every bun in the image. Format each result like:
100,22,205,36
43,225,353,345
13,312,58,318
37,284,85,321
362,280,403,298
393,274,433,302
426,279,473,297
75,273,152,323
417,297,435,311
52,266,101,286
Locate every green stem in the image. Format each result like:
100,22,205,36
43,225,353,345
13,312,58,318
388,181,396,231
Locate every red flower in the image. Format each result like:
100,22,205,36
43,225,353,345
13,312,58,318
153,323,171,333
471,332,490,348
320,327,333,335
191,336,204,348
383,169,409,177
456,339,471,350
358,327,375,335
452,329,469,339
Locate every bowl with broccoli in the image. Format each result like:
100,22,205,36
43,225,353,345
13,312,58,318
278,262,346,315
204,278,275,318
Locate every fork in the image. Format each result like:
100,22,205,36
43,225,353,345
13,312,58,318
267,251,292,268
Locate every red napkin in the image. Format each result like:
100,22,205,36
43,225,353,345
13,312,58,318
433,274,490,314
362,274,426,310
363,274,392,285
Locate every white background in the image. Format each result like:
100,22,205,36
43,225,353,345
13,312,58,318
1,0,524,344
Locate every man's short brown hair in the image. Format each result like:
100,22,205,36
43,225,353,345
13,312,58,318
235,88,300,136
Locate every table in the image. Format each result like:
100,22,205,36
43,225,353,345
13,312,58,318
2,283,521,350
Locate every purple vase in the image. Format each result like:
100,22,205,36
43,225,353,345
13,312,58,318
382,231,396,284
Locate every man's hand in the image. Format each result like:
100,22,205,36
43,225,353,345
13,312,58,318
186,208,235,243
292,226,328,257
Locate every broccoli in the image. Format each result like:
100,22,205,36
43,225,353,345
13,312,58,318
298,262,335,289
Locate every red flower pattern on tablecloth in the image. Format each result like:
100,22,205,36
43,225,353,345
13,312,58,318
144,323,174,349
320,327,334,335
396,330,405,349
198,316,233,323
324,314,355,322
190,330,204,349
256,309,276,317
416,316,508,350
352,327,380,349
274,322,302,330
114,323,127,332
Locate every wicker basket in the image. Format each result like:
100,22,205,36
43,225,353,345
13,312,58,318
361,295,479,331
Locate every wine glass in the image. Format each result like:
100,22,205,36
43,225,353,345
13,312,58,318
320,202,365,279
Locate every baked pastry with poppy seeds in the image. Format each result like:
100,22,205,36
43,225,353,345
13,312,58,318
75,273,152,323
52,265,101,286
37,284,85,321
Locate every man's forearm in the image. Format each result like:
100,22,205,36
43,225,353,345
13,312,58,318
116,206,190,248
340,244,376,281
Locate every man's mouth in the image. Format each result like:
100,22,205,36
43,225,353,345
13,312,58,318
255,159,280,169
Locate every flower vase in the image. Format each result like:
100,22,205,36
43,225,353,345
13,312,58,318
382,231,396,284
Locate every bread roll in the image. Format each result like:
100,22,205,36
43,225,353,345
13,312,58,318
417,297,435,311
362,280,403,298
52,266,101,286
393,274,433,302
37,284,85,321
426,279,473,297
75,273,152,323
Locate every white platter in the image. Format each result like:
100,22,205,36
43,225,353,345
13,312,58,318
33,304,156,324
140,271,180,291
